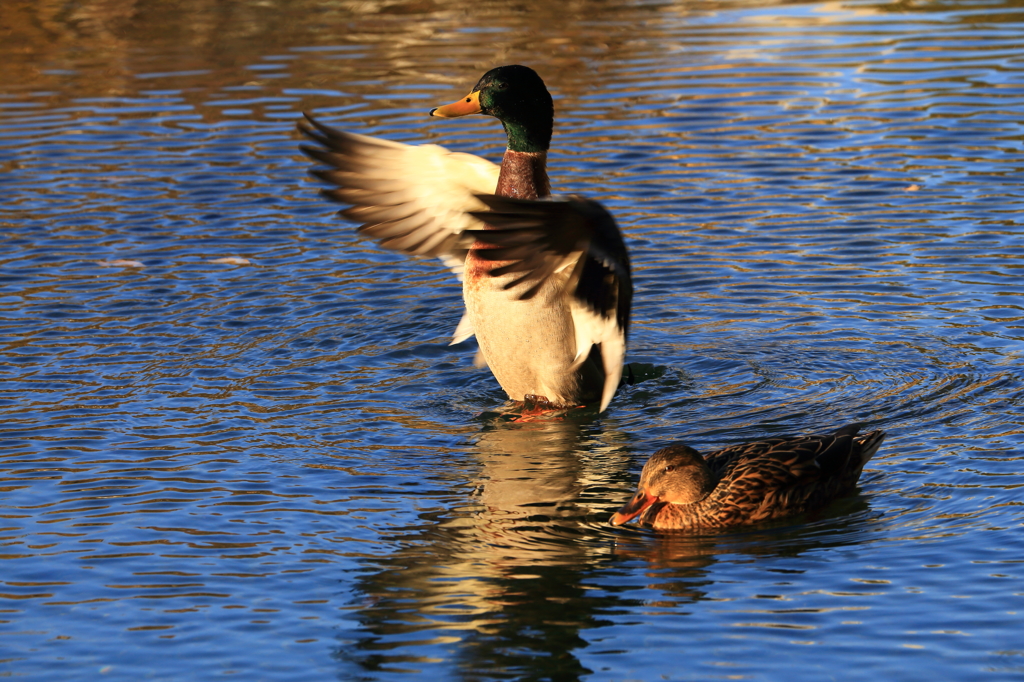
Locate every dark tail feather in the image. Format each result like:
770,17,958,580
815,423,862,475
854,429,886,467
833,423,864,438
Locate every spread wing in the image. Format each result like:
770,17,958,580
297,113,501,278
466,194,633,412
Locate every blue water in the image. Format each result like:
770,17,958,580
2,0,1024,679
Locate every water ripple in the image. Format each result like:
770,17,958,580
2,0,1024,679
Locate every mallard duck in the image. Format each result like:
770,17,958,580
611,424,886,530
298,65,632,412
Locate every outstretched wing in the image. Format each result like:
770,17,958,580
297,113,501,278
467,194,633,412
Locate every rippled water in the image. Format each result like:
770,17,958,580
3,0,1024,679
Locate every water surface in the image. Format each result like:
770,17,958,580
3,0,1024,679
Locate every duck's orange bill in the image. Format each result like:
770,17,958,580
430,90,482,118
610,490,657,526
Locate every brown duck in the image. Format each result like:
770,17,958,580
611,424,886,531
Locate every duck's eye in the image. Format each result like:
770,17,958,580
497,82,508,91
664,465,675,473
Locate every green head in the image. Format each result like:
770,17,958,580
430,65,554,153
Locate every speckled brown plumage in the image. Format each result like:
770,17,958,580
611,424,886,531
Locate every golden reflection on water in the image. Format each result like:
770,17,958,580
337,415,629,673
5,0,868,121
4,0,652,101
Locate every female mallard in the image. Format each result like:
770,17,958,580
298,65,632,412
611,424,886,530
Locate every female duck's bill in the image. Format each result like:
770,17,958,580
611,490,658,526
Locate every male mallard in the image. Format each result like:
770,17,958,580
611,424,886,530
298,65,632,412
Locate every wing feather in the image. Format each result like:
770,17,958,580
298,114,501,278
467,194,633,411
706,425,873,519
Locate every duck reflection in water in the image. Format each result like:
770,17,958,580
337,414,633,679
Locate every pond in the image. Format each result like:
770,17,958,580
2,0,1024,679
